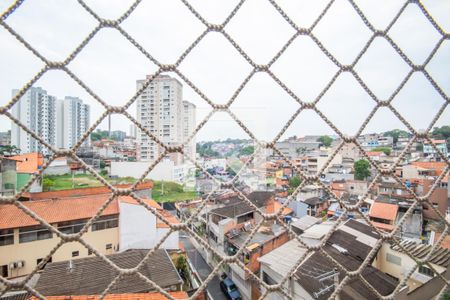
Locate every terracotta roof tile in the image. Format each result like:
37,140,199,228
0,194,118,230
369,202,398,222
30,291,188,299
411,162,446,176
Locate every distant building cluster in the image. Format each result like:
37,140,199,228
11,87,90,154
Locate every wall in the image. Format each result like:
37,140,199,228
119,201,157,251
373,243,445,292
111,160,175,182
156,227,179,249
16,173,42,193
0,226,118,279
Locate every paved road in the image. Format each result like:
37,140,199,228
181,236,228,300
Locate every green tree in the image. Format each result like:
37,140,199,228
372,147,391,156
317,135,333,147
239,145,255,156
383,129,409,145
0,145,20,156
354,159,371,180
175,255,189,281
289,176,301,188
43,177,55,192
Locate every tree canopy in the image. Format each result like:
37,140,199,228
354,159,371,180
383,129,409,144
317,135,333,147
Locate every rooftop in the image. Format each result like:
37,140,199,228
391,241,450,268
29,292,188,300
210,191,273,218
369,202,399,221
35,249,182,296
0,195,177,230
227,223,285,251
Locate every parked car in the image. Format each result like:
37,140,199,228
220,275,242,300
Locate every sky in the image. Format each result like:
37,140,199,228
0,0,449,142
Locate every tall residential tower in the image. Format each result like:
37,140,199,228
136,75,195,163
11,87,57,155
11,88,90,154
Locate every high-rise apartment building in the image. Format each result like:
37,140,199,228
182,101,196,161
61,96,90,149
11,87,57,155
11,88,90,154
136,75,195,163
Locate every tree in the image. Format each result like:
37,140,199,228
289,176,301,188
354,159,371,180
43,177,55,192
175,255,189,282
0,145,20,156
317,135,333,147
372,147,391,156
383,129,409,145
239,145,254,156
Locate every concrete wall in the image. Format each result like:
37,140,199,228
373,243,445,292
156,227,179,249
119,201,157,251
111,160,174,182
0,226,118,279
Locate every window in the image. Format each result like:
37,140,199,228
418,265,434,277
106,243,112,250
386,253,401,266
91,215,118,231
88,249,93,255
0,229,14,246
36,257,52,270
19,226,52,243
1,265,8,278
58,220,87,234
72,251,79,257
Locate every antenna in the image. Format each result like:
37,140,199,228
312,268,340,300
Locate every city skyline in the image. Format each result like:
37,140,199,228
0,1,448,141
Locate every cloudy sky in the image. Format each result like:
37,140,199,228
0,0,449,142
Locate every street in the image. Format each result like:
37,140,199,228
180,235,228,300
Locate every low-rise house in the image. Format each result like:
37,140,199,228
300,197,329,217
369,201,399,232
0,184,178,279
374,240,450,293
423,139,448,160
34,249,183,296
224,223,289,299
258,220,400,299
10,152,43,192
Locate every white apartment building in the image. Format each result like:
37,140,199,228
11,88,90,155
136,75,195,163
183,100,196,161
61,96,90,149
11,87,57,155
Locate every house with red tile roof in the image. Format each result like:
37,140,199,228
369,201,399,232
0,189,178,279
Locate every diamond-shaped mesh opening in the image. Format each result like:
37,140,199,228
1,1,449,299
